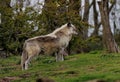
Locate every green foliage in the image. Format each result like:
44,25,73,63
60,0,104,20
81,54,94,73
0,4,44,54
42,0,94,54
114,29,120,45
70,35,103,54
0,0,104,55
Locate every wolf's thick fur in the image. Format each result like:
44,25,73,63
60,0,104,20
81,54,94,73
21,23,77,70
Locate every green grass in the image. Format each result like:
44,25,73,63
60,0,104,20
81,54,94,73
0,51,120,82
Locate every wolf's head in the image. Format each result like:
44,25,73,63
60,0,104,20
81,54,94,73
66,22,78,35
52,23,78,36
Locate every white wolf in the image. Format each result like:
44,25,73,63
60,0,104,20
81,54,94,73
21,23,77,70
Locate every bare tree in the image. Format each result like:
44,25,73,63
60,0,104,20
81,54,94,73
82,0,90,39
98,0,120,53
91,0,101,37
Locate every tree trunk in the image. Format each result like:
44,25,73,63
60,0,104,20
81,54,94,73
98,0,120,53
82,0,90,39
91,0,100,37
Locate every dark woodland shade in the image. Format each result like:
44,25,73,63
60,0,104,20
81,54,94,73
36,78,55,82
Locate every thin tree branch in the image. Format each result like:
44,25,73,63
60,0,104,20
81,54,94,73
109,0,116,13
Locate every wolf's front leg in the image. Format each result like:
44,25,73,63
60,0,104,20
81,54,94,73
55,52,64,62
55,53,59,62
61,54,64,61
58,48,68,61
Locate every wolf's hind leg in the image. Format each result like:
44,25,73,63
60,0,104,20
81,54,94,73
25,60,28,70
25,55,33,70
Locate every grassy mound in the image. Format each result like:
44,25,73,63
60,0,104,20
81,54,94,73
0,51,120,82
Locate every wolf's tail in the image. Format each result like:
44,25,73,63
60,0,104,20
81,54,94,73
21,43,28,70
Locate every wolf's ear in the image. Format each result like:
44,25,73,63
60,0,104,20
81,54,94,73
67,22,71,27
